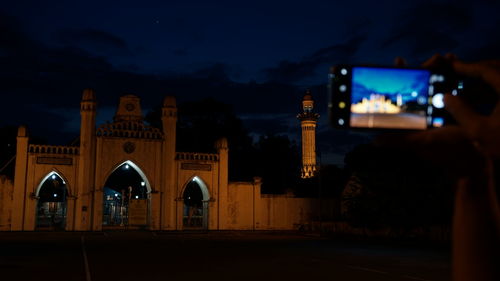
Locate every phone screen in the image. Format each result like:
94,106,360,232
350,67,431,129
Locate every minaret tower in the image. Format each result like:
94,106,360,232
297,90,319,179
76,89,97,230
161,96,177,230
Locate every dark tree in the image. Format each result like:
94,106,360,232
255,134,301,194
145,98,257,181
0,126,17,178
342,143,453,230
0,126,48,178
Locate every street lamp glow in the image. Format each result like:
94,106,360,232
124,164,129,169
141,181,145,186
53,194,57,198
51,175,56,180
135,195,139,199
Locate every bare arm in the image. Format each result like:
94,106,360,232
452,158,500,281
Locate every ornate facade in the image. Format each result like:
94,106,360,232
0,89,326,231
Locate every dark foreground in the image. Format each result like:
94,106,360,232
0,231,450,281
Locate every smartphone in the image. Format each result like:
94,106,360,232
328,65,461,130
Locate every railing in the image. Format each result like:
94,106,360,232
96,121,163,140
175,152,219,161
28,144,79,155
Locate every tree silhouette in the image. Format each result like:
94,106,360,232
255,134,301,194
342,143,453,230
145,98,257,181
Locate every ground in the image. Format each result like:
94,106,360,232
351,113,427,129
0,231,450,281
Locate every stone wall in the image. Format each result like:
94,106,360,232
259,195,336,230
225,182,257,230
0,176,13,230
225,181,337,230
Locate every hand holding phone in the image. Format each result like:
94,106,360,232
328,65,460,130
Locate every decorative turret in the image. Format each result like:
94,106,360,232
11,125,29,230
160,95,178,229
114,94,142,122
162,95,177,136
297,90,319,179
77,88,97,230
215,137,228,151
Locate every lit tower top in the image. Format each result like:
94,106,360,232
297,90,320,179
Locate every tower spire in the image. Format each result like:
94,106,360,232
297,89,319,178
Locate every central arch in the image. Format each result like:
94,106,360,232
182,176,210,230
35,171,69,230
102,160,152,228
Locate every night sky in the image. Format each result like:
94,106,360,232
1,0,499,165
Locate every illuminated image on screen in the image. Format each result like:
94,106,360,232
350,67,430,129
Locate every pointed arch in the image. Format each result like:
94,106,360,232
35,170,70,230
181,175,210,229
104,160,152,193
35,170,71,197
180,175,210,201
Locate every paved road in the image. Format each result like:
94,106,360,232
351,113,427,129
0,232,450,281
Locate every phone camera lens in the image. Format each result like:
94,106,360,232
432,93,445,109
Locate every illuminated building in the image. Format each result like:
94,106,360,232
351,94,401,114
297,90,319,178
0,89,329,231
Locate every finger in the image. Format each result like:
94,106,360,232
493,103,500,118
405,127,486,177
444,94,486,139
375,126,464,149
422,53,442,68
405,125,464,145
394,57,407,67
444,53,458,61
452,61,500,94
478,60,500,68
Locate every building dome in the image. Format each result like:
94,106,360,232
82,89,96,101
163,96,176,107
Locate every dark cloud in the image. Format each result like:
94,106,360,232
381,2,472,59
172,48,188,56
54,28,130,54
263,35,366,83
0,13,370,162
460,18,500,60
191,63,231,81
0,13,40,56
0,15,307,145
239,113,296,136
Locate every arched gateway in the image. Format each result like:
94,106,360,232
182,176,209,230
35,172,69,230
7,91,235,231
102,161,152,228
2,89,328,232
